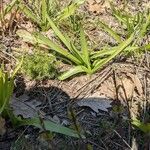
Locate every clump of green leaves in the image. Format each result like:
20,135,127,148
0,61,22,123
19,0,85,31
96,5,150,57
22,51,57,80
17,14,134,80
0,67,14,116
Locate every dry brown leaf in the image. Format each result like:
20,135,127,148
126,73,143,96
87,0,110,14
118,77,134,100
20,21,35,32
0,116,6,136
97,72,143,102
88,4,104,14
99,77,116,99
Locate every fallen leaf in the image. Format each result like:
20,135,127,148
11,94,41,118
126,73,143,96
99,77,116,99
88,3,102,14
77,96,112,112
118,77,134,100
87,0,110,14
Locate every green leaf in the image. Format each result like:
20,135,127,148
41,0,47,24
20,118,85,138
80,26,91,69
110,4,130,26
58,66,87,80
98,21,122,43
4,0,19,16
56,0,85,21
46,14,71,50
91,46,139,59
70,42,85,64
91,47,117,59
19,3,41,25
16,29,37,44
33,32,81,64
0,71,14,114
131,119,150,133
142,43,150,51
141,12,150,36
92,33,134,72
12,57,23,78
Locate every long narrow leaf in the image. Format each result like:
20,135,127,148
132,119,150,133
46,14,71,50
33,32,81,64
70,42,85,64
80,26,91,69
41,0,47,24
0,73,9,114
12,57,23,78
4,0,19,15
20,118,85,138
92,33,134,72
98,21,122,43
19,3,41,25
141,12,150,36
58,66,87,80
91,46,139,59
56,0,85,21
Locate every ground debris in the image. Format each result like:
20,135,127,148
77,96,112,112
0,116,6,136
11,94,41,118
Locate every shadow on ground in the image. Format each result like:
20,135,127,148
0,76,149,150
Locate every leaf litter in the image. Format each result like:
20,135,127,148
0,116,6,136
77,93,112,113
11,94,41,118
